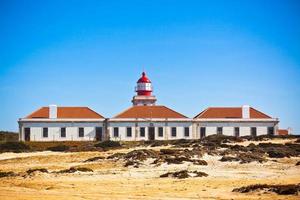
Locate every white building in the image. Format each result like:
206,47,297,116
18,106,105,141
193,106,279,138
18,72,282,142
108,105,192,141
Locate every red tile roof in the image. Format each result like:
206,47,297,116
26,107,104,119
113,105,188,118
277,129,288,135
194,107,271,119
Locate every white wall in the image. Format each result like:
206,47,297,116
20,122,104,141
194,121,277,137
108,121,193,141
19,119,278,141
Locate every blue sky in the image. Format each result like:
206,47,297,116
0,0,299,133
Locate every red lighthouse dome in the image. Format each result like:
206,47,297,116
135,72,152,96
132,71,157,106
137,72,151,83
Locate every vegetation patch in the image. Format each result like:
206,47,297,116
94,140,121,149
83,156,105,162
160,170,208,179
0,131,19,142
232,183,300,195
47,144,70,152
0,171,17,178
57,167,93,173
26,168,48,174
0,142,30,153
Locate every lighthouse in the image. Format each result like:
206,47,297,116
132,72,157,106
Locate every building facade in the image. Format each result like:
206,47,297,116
18,72,283,142
193,106,279,138
18,106,105,141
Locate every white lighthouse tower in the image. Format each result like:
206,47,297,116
132,72,157,106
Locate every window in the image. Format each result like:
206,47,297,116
171,127,177,137
158,127,163,137
126,127,132,137
140,127,145,137
184,127,189,137
43,127,48,138
234,127,240,137
251,127,257,137
113,127,119,137
200,127,206,138
61,127,66,138
268,127,274,135
79,127,84,137
217,127,223,135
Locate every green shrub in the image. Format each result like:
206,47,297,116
47,144,69,152
0,142,30,153
94,140,121,148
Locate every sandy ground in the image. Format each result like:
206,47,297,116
0,139,299,200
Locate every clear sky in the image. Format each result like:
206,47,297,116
0,0,299,133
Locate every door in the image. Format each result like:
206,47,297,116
200,127,206,139
95,127,103,141
24,128,30,141
148,127,155,140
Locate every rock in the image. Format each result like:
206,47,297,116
296,161,300,166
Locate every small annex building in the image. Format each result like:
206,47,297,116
18,106,105,141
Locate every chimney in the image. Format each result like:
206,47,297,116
242,105,250,119
49,105,57,119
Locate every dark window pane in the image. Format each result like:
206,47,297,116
217,127,223,135
140,127,145,137
234,127,240,137
61,127,66,138
251,127,257,137
268,127,274,135
158,127,163,137
127,127,132,137
113,127,119,137
184,127,189,137
171,127,177,137
79,127,84,137
200,127,206,138
43,128,48,138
